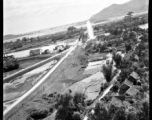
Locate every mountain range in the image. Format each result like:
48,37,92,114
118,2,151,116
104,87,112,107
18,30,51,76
4,0,148,40
90,0,149,22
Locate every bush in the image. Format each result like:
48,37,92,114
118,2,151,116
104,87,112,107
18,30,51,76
72,112,82,120
112,52,122,68
112,85,119,93
55,92,87,120
85,100,93,106
29,109,49,120
100,82,109,93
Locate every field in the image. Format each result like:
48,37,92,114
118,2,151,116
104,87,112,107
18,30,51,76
7,42,112,120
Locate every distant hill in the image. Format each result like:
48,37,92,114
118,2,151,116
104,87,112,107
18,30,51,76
3,34,25,41
90,0,149,22
3,20,87,41
4,34,19,40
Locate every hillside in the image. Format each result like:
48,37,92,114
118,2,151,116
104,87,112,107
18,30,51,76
90,0,149,22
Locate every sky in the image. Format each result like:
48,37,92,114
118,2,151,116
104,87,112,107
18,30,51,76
4,0,131,35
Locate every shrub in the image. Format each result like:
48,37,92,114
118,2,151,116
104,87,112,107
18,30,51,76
111,84,119,93
72,112,82,120
29,109,49,120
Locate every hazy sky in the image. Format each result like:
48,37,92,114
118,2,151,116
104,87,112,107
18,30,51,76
4,0,130,35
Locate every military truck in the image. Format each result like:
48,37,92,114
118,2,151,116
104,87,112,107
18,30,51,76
3,54,20,72
42,49,51,54
29,49,42,56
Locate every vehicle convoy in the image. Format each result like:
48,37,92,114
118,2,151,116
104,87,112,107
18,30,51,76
42,49,51,54
3,54,20,72
29,49,42,56
54,45,70,53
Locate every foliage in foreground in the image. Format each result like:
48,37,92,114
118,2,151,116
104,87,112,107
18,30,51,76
87,100,149,120
55,92,86,120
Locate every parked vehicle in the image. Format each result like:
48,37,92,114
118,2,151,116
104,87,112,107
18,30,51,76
54,45,67,53
43,49,51,54
3,54,19,72
57,45,65,52
29,49,42,56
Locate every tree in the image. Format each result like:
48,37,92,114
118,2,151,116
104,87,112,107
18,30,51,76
140,83,149,93
72,112,82,120
117,68,131,84
99,43,106,53
73,93,86,112
127,111,138,120
94,26,100,32
68,26,77,34
136,101,149,120
55,93,74,120
111,84,119,93
113,107,126,120
22,37,28,43
127,11,134,22
127,11,134,16
55,93,73,109
107,104,119,120
16,39,21,43
55,106,73,120
100,82,109,94
85,41,94,51
55,92,86,120
112,52,122,68
125,42,132,53
29,109,49,120
88,103,108,120
102,63,116,83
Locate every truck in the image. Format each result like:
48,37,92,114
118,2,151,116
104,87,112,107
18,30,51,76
29,49,42,56
3,54,20,72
